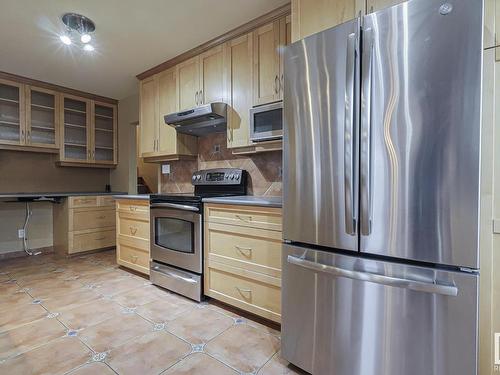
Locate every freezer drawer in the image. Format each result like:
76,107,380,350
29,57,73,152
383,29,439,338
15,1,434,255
281,244,478,375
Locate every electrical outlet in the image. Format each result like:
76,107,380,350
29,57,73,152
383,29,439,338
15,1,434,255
18,229,25,239
161,164,171,175
213,144,221,153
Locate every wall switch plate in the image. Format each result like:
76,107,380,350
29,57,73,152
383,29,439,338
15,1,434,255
18,229,25,239
494,219,500,234
161,164,171,175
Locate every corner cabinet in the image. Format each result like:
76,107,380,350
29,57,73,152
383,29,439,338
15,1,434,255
139,70,198,162
58,94,117,167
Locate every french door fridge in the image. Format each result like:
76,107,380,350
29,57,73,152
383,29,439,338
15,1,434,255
282,0,483,374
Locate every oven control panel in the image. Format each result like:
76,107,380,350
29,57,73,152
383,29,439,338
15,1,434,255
191,168,245,185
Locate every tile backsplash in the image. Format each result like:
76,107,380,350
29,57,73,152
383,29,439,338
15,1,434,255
160,133,282,196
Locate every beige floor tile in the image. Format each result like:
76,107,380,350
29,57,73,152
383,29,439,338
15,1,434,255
136,295,195,323
41,289,101,313
0,337,91,375
206,302,242,319
107,330,190,375
0,282,20,296
111,285,164,308
167,307,234,344
0,317,66,360
29,281,87,299
0,303,47,333
16,269,78,286
163,353,238,375
205,324,280,373
93,277,147,297
258,352,307,375
58,299,124,330
0,291,33,313
76,269,130,285
79,314,152,353
0,274,11,283
68,361,116,375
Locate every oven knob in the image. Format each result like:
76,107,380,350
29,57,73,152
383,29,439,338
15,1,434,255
230,174,235,180
192,175,196,181
196,175,202,180
235,174,240,180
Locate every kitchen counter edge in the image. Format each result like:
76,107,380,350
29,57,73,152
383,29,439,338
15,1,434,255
113,194,150,200
202,196,282,208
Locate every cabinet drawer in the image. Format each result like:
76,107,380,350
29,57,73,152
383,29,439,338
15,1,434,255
117,244,150,275
117,200,149,220
204,204,282,231
118,214,150,241
69,196,98,208
206,222,282,277
70,229,115,254
206,262,281,322
98,196,115,207
72,208,115,231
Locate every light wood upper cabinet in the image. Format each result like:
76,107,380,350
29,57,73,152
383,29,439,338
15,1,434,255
291,0,364,42
26,86,59,150
158,68,178,155
177,56,200,111
366,0,406,13
225,33,254,148
199,45,225,105
485,0,500,51
92,101,117,164
253,21,281,106
0,79,25,147
139,76,158,156
60,95,91,163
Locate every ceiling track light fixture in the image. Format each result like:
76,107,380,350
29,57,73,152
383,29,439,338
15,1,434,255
60,13,96,52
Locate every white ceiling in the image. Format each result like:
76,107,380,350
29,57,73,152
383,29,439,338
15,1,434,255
0,0,288,100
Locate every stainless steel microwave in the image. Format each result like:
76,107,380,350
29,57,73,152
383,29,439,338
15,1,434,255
249,101,283,142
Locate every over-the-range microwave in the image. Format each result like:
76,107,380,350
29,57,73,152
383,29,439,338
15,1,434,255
249,101,283,142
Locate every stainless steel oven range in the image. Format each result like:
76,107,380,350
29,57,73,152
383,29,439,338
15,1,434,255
149,168,247,301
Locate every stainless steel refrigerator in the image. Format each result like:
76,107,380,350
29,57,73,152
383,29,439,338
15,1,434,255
282,0,483,374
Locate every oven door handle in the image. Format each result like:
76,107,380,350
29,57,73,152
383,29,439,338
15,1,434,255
150,203,200,212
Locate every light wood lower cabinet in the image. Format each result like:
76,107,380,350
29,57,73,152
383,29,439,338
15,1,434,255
204,203,282,323
53,195,116,255
116,199,150,275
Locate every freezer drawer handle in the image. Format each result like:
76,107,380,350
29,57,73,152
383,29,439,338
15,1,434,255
286,255,458,296
152,265,198,284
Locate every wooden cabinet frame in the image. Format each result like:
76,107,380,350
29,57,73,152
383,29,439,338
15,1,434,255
0,78,26,148
25,85,60,150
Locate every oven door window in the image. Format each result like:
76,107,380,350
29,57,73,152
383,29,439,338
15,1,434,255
253,108,282,134
155,217,194,254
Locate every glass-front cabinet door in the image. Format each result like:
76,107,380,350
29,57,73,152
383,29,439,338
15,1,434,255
26,86,59,149
0,79,24,146
61,95,90,162
92,102,116,164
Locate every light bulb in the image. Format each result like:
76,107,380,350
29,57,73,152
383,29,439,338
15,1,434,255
83,44,94,52
80,34,91,43
59,34,72,45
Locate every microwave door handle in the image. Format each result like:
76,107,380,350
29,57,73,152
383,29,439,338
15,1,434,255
344,32,357,235
287,255,458,297
360,27,373,236
150,203,199,212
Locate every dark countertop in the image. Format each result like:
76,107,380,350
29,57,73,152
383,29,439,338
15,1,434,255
113,194,150,200
202,195,282,208
0,192,126,201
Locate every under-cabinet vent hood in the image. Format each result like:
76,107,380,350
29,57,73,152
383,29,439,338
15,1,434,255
164,103,227,137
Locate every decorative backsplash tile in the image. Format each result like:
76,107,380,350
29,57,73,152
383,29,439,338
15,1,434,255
160,133,282,197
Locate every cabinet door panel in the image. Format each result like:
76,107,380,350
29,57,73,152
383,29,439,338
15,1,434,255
139,76,158,156
0,79,24,146
200,46,224,105
61,95,90,162
177,56,200,111
225,33,253,148
158,68,178,155
93,102,117,164
253,21,281,106
26,87,58,149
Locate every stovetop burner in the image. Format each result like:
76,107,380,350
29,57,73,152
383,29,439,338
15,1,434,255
150,168,247,206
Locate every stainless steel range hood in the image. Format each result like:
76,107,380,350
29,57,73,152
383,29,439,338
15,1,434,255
164,103,227,137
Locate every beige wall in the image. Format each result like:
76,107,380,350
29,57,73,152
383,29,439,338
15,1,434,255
110,93,139,194
160,133,282,196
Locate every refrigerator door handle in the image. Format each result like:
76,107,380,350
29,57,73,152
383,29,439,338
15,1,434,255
360,27,374,236
287,255,458,296
344,32,357,235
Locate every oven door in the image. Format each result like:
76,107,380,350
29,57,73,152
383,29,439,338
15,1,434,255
249,101,283,142
150,205,202,274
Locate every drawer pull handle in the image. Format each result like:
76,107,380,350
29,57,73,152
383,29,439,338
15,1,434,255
235,245,252,255
131,255,138,263
97,215,106,219
129,226,138,235
129,206,137,211
235,286,252,294
235,214,252,222
94,237,105,241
